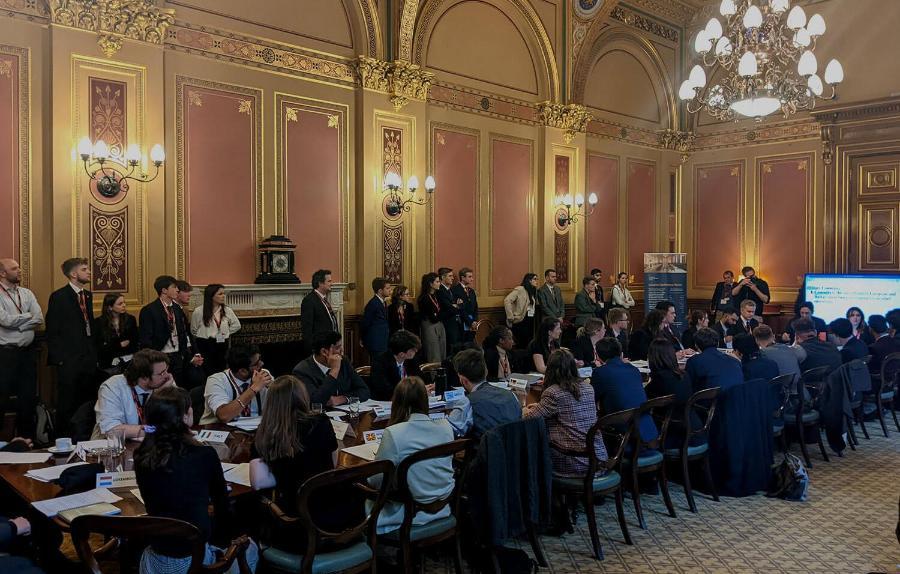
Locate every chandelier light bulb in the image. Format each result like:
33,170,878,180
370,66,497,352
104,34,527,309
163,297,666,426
678,80,697,101
575,194,585,206
705,17,723,40
743,5,763,29
150,144,165,164
124,144,141,163
407,175,419,190
769,0,789,13
793,28,811,48
694,29,712,54
689,64,707,88
738,51,758,76
424,175,436,192
383,172,401,189
786,5,807,29
719,0,737,16
77,137,93,158
565,194,574,206
824,59,844,84
807,74,824,96
797,50,817,76
588,193,598,205
715,36,733,57
93,140,109,160
806,13,826,36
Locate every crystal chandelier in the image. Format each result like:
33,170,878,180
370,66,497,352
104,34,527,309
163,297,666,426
679,0,844,121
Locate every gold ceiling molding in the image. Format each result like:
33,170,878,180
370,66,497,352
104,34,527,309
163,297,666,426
610,5,679,43
0,0,48,20
621,0,696,26
586,116,662,149
573,0,619,59
427,81,541,125
538,102,593,143
356,56,434,111
49,0,174,58
692,118,819,151
658,128,696,163
397,0,419,64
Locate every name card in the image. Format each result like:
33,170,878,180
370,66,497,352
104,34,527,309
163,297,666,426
443,389,464,403
197,430,230,444
96,470,137,489
363,429,384,445
509,378,529,391
331,420,349,440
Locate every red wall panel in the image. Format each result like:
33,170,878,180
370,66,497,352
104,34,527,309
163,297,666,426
0,54,19,260
586,154,618,282
759,157,810,289
627,160,655,285
694,163,742,288
433,128,478,273
491,139,531,290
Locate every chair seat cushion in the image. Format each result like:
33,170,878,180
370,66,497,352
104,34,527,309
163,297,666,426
622,450,664,468
553,470,621,492
880,391,895,400
261,541,372,574
664,443,708,458
772,420,784,435
382,515,457,542
783,410,819,423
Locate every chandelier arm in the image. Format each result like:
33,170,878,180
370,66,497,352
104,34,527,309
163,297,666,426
83,158,98,181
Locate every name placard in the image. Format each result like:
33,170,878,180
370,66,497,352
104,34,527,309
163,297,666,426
96,471,137,489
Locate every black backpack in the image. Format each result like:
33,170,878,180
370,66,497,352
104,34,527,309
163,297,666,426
767,453,809,501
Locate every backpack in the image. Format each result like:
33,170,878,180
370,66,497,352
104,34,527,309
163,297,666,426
34,401,55,447
767,453,809,501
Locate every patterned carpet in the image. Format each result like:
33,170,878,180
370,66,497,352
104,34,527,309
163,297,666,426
426,431,900,574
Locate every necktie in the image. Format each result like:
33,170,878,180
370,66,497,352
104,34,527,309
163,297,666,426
399,363,406,379
77,291,91,336
239,383,251,416
322,295,337,330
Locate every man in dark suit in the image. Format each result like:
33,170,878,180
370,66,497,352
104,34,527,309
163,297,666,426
139,275,190,386
300,269,338,358
592,337,658,442
46,258,98,433
537,268,564,321
782,301,829,343
361,277,391,359
292,331,370,407
436,267,462,352
710,270,736,316
713,306,738,348
682,327,744,393
174,279,205,386
449,348,520,439
731,266,770,317
590,268,607,319
451,267,479,342
868,314,900,375
735,300,760,335
829,318,868,364
793,318,842,374
370,330,423,400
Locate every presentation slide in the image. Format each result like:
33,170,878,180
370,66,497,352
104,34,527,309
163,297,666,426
804,274,900,322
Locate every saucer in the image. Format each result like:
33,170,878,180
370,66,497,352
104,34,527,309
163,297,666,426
48,445,75,455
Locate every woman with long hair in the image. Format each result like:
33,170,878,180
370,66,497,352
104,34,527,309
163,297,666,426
572,317,606,368
846,306,874,345
645,339,701,447
611,272,635,309
528,317,562,373
134,386,257,573
191,283,241,375
95,292,139,371
482,325,515,380
370,376,455,534
388,284,418,335
417,273,447,363
627,309,666,360
504,273,538,348
681,309,709,351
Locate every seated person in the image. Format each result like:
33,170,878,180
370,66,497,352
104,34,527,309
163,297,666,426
681,310,708,351
200,344,272,425
93,349,174,440
482,325,515,381
755,324,805,386
829,318,868,364
732,333,779,381
527,317,561,373
867,314,900,375
292,331,370,407
0,515,43,574
627,310,665,361
447,348,520,438
370,330,423,400
592,337,658,442
683,328,744,393
607,308,630,353
782,301,828,343
713,307,738,349
370,377,455,534
646,339,703,448
571,318,605,369
792,318,842,374
735,300,760,335
135,387,258,573
524,349,606,476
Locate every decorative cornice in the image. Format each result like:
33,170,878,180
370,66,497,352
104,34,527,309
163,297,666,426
586,117,662,148
539,102,593,143
611,5,679,43
810,96,900,124
0,0,48,20
428,82,540,125
356,56,434,111
621,0,695,26
49,0,174,58
658,128,695,163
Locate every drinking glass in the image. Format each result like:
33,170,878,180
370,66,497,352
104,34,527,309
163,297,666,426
347,396,360,420
106,428,126,456
311,403,323,415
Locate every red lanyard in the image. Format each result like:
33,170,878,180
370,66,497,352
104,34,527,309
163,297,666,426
130,386,146,424
429,294,440,311
213,309,223,331
1,285,22,313
77,291,89,323
226,372,251,417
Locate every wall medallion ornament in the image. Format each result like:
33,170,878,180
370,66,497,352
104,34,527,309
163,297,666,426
90,205,128,291
575,0,604,19
657,129,696,163
356,56,434,111
538,102,593,143
49,0,175,58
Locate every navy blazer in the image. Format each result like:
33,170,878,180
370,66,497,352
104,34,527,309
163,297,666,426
369,350,422,401
451,283,478,329
741,355,779,382
683,347,744,394
46,284,96,365
840,336,868,364
469,382,522,439
138,299,188,353
361,296,390,356
591,358,658,442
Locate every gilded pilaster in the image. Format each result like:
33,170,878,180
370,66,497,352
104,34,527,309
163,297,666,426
538,102,593,144
48,0,174,58
356,56,434,111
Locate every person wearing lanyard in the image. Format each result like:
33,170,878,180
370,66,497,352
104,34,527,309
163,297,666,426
0,259,43,439
417,272,447,363
92,349,174,440
139,275,194,386
191,283,241,376
199,344,272,424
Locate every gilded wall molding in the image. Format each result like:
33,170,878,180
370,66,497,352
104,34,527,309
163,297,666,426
610,5,679,43
692,118,819,151
0,0,48,20
428,82,540,125
49,0,174,58
658,129,695,163
356,56,434,111
538,102,593,143
621,0,695,26
586,117,663,149
398,0,418,63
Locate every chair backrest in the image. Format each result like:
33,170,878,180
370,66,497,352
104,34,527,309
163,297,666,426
880,352,900,393
769,374,793,419
189,386,205,426
394,439,472,534
680,386,721,451
355,366,372,377
592,407,638,474
420,362,442,373
631,394,676,454
473,319,495,347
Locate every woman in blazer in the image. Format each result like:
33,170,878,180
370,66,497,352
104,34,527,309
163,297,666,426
191,284,241,376
611,272,636,309
417,273,446,363
504,273,538,348
388,284,418,335
680,310,709,351
572,317,605,368
95,292,139,371
574,276,604,327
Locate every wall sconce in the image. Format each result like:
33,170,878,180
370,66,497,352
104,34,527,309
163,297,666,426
77,137,165,199
554,193,598,227
383,172,435,217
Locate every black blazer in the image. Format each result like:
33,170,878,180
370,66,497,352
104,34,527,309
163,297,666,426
712,321,734,348
292,356,370,404
451,283,479,329
868,335,900,375
840,336,868,364
435,285,460,325
388,301,418,334
46,285,96,365
139,299,188,353
734,317,760,336
95,313,139,368
369,351,422,401
710,281,735,313
300,291,337,342
416,293,441,325
681,326,699,351
571,334,599,367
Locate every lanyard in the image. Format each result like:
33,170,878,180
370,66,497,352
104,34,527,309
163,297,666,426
213,308,223,332
429,294,440,311
1,285,22,313
130,386,147,424
226,371,252,417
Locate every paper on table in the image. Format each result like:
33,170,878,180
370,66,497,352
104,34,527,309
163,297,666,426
229,416,262,431
341,443,378,462
25,462,88,483
31,487,122,517
197,430,230,443
0,452,52,464
221,462,238,473
325,411,346,420
331,419,349,440
334,399,391,412
223,463,251,487
76,439,111,450
130,488,144,504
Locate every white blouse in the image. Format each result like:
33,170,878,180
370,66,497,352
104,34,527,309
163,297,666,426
612,285,635,308
190,305,241,340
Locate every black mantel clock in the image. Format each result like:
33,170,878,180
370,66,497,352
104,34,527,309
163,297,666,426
255,235,301,284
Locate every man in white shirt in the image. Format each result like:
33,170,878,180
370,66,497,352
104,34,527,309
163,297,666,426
92,349,174,439
0,259,43,439
200,344,272,424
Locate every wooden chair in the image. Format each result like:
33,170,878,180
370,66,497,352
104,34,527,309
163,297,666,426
787,365,831,467
420,362,443,389
865,352,900,436
663,386,721,513
851,355,873,441
551,407,637,560
769,374,794,454
378,438,472,574
259,460,394,574
354,366,372,390
473,319,494,347
71,515,251,574
621,394,677,530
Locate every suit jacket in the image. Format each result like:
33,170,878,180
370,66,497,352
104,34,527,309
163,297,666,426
799,339,842,374
468,382,522,439
361,296,390,355
710,281,735,313
46,284,97,366
388,301,417,334
138,299,188,353
292,356,370,404
451,283,478,329
369,351,422,401
681,326,699,351
712,321,735,348
537,283,564,320
95,313,139,368
435,285,461,345
840,336,868,364
734,317,760,336
591,358,658,442
573,290,602,327
483,346,513,381
571,334,599,367
300,291,337,343
867,335,900,376
683,347,744,393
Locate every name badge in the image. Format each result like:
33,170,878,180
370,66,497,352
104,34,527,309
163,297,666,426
444,389,464,402
526,308,535,317
215,332,226,343
509,378,529,391
96,470,137,489
720,299,729,305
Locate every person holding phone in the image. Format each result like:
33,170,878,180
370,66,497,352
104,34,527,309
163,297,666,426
731,266,770,318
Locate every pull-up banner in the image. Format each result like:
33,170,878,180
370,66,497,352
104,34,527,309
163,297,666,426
643,253,688,334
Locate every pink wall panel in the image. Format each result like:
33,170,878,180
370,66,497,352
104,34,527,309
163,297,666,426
433,128,477,273
285,108,343,282
586,154,618,282
184,88,257,284
553,156,570,282
491,139,531,290
0,54,19,260
694,163,742,288
759,157,809,289
627,160,655,284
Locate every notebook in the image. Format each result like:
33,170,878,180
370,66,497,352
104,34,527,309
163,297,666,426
58,502,122,523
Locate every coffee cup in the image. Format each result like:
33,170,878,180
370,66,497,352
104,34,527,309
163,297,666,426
55,437,73,451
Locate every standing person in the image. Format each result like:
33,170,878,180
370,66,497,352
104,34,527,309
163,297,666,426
607,308,630,353
452,267,479,342
191,284,241,376
417,273,446,363
710,270,736,317
435,267,462,353
681,310,708,351
537,269,564,322
574,276,603,327
95,293,138,372
528,317,562,374
590,268,607,319
361,277,391,359
731,266,770,317
46,258,97,433
611,272,635,309
504,273,538,348
0,258,43,439
300,269,338,357
387,284,417,335
846,306,874,345
139,276,191,386
174,280,205,387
